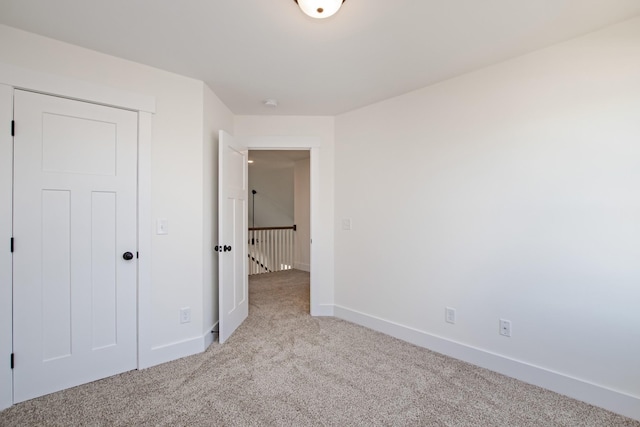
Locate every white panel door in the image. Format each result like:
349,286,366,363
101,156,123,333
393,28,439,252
218,130,248,343
13,90,138,402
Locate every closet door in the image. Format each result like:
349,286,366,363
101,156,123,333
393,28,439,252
13,90,138,402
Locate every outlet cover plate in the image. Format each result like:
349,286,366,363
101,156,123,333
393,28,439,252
445,307,456,324
499,318,511,337
180,307,191,324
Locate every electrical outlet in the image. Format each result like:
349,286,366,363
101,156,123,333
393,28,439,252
445,307,456,324
499,319,511,337
180,307,191,324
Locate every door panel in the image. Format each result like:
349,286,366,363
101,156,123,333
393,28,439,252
42,113,117,175
41,189,72,361
218,130,248,343
13,90,138,402
91,191,118,350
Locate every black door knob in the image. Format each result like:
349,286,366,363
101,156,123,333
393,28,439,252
214,245,220,252
122,252,134,260
223,245,232,252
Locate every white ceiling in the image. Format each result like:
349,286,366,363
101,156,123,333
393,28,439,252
1,0,639,116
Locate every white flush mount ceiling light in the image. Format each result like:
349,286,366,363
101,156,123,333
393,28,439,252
294,0,345,19
263,98,278,108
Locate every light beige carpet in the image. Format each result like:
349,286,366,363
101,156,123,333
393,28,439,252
1,269,637,426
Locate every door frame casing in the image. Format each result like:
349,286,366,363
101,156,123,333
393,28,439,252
0,63,155,410
241,136,322,315
0,83,14,411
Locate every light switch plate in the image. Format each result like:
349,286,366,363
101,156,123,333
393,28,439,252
342,218,352,231
156,218,169,235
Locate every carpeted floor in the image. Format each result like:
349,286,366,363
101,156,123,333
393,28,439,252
1,269,637,426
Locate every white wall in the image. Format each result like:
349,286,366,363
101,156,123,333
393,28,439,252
334,17,640,419
202,84,234,347
248,162,295,228
234,116,335,315
294,158,311,271
0,25,223,368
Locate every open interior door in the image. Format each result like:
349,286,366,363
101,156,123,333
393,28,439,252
218,130,248,343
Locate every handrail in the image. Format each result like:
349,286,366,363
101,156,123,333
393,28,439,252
249,225,296,231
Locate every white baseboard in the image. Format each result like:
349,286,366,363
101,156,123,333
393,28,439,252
294,262,311,272
0,388,10,411
140,335,206,370
333,304,640,421
204,321,219,349
311,303,334,317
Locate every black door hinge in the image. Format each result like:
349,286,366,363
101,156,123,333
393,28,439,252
136,252,139,259
10,353,14,369
11,120,14,137
10,237,14,253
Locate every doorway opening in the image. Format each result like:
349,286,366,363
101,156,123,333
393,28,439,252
247,150,311,310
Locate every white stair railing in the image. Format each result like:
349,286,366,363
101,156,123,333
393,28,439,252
248,226,295,275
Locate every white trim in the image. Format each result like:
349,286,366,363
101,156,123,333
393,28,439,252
312,304,335,317
294,262,311,272
141,324,217,370
333,304,640,421
0,84,13,411
246,141,322,316
309,147,321,317
0,62,156,113
0,64,155,402
137,112,154,369
204,321,219,350
241,135,321,148
142,337,205,369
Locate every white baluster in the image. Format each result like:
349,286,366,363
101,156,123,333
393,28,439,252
260,229,264,272
278,230,283,271
289,229,293,270
274,229,278,271
248,229,253,275
285,229,289,270
268,229,272,272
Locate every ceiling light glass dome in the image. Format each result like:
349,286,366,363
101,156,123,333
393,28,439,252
295,0,345,19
